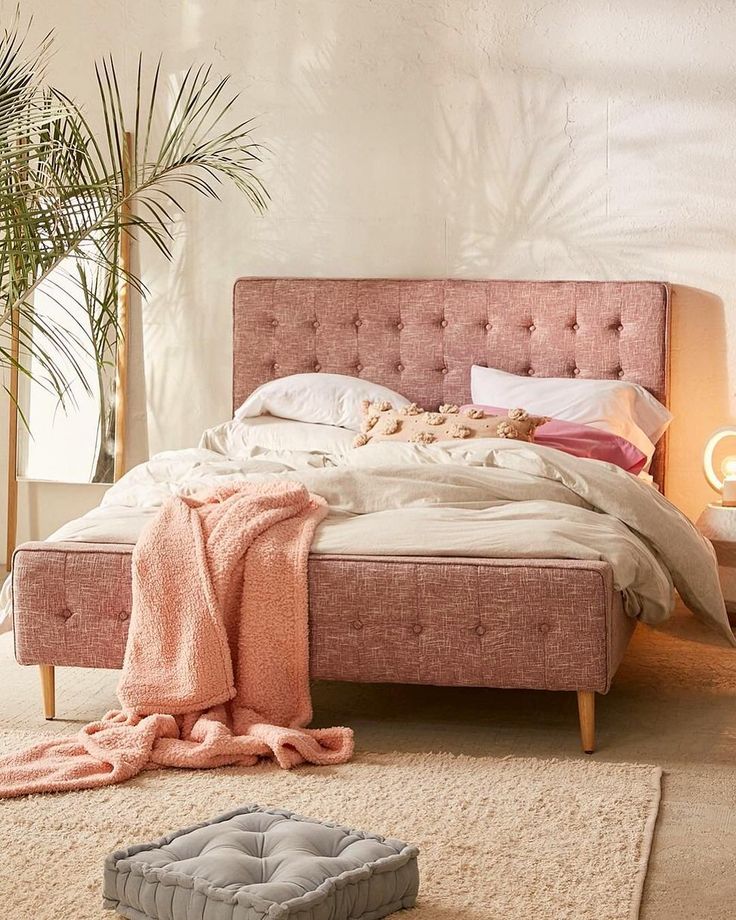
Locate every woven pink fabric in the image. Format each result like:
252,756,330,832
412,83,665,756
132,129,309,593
0,482,353,798
232,278,669,487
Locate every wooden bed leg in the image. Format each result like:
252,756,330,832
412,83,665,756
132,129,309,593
39,664,55,720
577,690,595,754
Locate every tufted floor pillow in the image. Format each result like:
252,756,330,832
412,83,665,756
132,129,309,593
103,805,419,920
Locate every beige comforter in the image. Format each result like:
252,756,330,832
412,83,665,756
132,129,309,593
21,439,735,643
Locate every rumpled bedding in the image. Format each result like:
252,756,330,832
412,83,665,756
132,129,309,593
3,438,734,643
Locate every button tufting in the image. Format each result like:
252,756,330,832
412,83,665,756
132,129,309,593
396,322,404,330
617,324,624,332
60,607,72,619
271,319,279,327
572,322,579,331
355,363,363,372
397,363,404,372
475,624,486,637
272,363,279,371
313,320,320,329
352,619,363,630
617,369,625,378
441,367,448,375
118,611,129,622
528,324,536,332
412,624,423,635
440,319,448,328
539,623,550,634
527,368,535,376
573,367,580,376
485,323,492,331
354,319,362,328
106,807,417,912
314,363,321,372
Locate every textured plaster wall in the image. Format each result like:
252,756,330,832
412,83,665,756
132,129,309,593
1,0,734,552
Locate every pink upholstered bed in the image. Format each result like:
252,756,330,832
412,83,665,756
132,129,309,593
12,278,671,753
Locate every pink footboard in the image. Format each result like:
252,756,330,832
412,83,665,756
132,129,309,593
12,542,634,693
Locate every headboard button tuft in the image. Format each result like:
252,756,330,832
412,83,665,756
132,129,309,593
618,369,625,378
528,324,536,332
396,322,404,331
313,320,320,329
314,363,321,372
527,368,535,376
354,319,362,328
573,367,580,376
617,324,624,332
572,323,579,331
271,319,279,327
440,319,448,328
485,323,492,331
355,363,363,372
397,363,404,372
441,367,448,375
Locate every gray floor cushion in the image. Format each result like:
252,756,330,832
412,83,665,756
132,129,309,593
103,804,419,920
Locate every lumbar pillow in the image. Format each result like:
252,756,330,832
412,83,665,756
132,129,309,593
353,401,548,447
235,373,411,431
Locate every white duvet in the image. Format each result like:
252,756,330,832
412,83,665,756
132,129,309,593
13,436,733,644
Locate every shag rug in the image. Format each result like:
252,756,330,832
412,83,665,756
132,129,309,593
0,744,660,920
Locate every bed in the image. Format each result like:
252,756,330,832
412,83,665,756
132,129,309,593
11,278,703,754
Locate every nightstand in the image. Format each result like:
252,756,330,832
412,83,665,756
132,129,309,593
696,503,736,625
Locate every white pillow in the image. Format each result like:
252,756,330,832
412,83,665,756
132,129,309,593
235,373,410,431
470,365,672,460
200,416,356,458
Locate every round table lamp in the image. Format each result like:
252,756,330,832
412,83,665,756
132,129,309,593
703,426,736,506
697,426,736,621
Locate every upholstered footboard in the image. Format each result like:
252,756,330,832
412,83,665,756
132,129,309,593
12,542,635,752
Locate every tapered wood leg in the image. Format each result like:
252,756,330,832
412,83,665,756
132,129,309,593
39,664,55,720
577,690,595,754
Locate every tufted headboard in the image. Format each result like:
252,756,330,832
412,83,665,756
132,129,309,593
233,278,671,491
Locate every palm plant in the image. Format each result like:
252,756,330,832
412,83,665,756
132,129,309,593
0,10,267,480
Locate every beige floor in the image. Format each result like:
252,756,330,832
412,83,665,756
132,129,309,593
1,602,735,919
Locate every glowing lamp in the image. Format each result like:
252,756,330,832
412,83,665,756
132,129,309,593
699,428,736,623
703,427,736,506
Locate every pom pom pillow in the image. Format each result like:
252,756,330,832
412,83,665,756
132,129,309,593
353,401,548,447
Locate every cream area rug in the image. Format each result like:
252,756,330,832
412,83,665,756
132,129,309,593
0,746,660,920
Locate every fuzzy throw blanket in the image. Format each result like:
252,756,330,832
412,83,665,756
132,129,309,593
0,482,353,798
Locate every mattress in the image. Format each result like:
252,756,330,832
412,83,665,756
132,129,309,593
10,424,734,705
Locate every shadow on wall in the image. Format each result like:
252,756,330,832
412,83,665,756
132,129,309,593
438,68,736,280
436,67,736,515
139,8,347,449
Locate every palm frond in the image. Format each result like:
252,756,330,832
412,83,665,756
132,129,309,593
0,11,267,412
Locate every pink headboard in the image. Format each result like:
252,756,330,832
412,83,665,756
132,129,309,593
233,278,671,490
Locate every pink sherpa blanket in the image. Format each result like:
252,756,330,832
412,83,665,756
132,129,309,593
0,481,353,798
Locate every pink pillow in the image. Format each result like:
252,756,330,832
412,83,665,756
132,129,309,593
464,405,647,474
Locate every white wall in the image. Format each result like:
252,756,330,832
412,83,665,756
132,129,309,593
3,0,736,551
